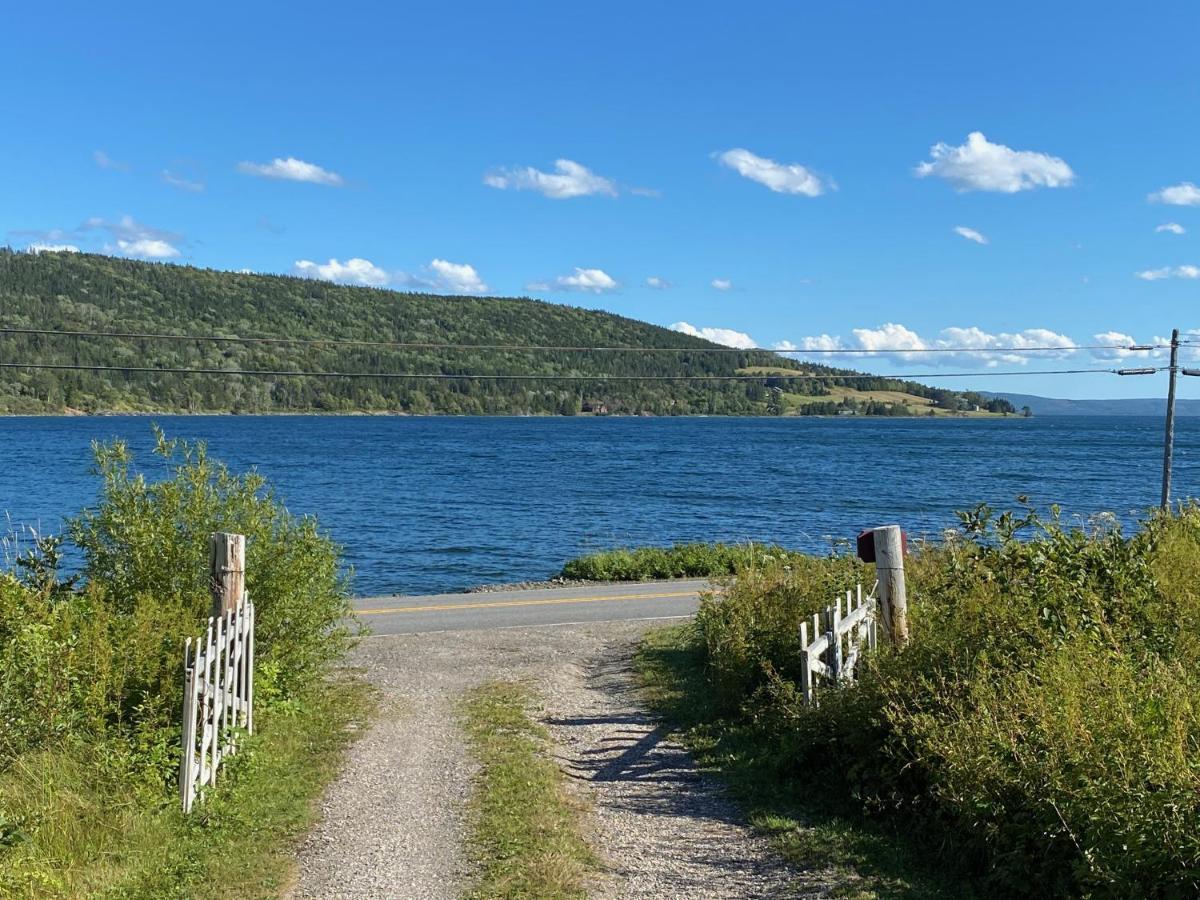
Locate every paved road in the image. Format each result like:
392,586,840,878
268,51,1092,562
352,579,712,635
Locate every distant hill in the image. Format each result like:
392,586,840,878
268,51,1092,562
0,250,1015,417
984,392,1200,416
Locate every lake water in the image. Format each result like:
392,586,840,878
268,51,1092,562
2,416,1195,596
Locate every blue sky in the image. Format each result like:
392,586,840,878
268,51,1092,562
3,0,1198,399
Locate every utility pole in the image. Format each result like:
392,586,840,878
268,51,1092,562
1162,329,1180,509
1118,328,1199,509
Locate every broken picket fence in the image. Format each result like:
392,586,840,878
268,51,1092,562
799,582,878,705
179,596,256,813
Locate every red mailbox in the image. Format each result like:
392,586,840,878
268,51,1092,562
856,528,907,563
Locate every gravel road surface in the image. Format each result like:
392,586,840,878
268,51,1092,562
291,608,819,898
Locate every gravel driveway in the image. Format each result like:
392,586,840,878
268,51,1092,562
290,621,823,898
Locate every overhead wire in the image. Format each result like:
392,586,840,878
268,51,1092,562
0,325,1175,385
0,362,1151,381
0,326,1169,356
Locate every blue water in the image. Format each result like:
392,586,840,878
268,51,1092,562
1,416,1196,596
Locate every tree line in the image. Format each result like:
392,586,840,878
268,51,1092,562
0,250,1016,417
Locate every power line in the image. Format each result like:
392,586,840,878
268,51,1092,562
0,361,1141,381
0,326,1165,356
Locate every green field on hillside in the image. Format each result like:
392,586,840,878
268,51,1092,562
738,366,1018,417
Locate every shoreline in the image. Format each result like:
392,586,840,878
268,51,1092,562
0,409,1020,420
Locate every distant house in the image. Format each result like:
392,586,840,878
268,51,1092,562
582,402,609,415
837,408,857,416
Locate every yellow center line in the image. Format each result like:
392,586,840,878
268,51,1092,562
355,589,702,616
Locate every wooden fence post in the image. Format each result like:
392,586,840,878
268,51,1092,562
873,525,909,645
209,532,246,617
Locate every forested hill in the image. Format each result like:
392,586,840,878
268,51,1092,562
0,250,1015,417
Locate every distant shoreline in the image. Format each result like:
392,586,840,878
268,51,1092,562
0,409,1023,420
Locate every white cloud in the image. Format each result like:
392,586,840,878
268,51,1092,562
915,131,1074,193
93,150,129,171
529,267,618,293
669,321,758,349
1149,182,1200,206
237,157,343,186
115,239,179,259
27,242,80,254
851,323,929,359
779,326,1183,366
1156,222,1186,235
79,215,183,259
711,278,733,291
716,148,830,196
396,259,489,294
954,225,988,245
483,159,617,199
780,323,1080,368
16,218,186,259
794,334,844,353
162,170,204,192
1136,265,1200,281
1089,331,1166,361
427,259,488,294
645,276,670,289
293,257,389,286
558,267,618,292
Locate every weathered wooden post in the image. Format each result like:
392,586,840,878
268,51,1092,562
873,525,909,645
208,532,246,617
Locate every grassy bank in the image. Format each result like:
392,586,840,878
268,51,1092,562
560,541,801,581
0,430,361,897
461,682,595,899
0,679,371,898
636,624,975,898
635,507,1200,897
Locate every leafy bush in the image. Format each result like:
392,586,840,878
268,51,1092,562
0,429,354,778
695,552,865,712
71,429,354,699
0,429,360,896
0,575,193,784
560,541,805,581
689,504,1200,896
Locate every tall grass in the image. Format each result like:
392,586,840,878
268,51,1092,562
0,679,370,897
560,541,802,581
462,682,594,899
672,504,1200,896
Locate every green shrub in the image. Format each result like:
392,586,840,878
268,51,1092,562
695,552,865,713
560,541,804,581
1,429,355,779
689,505,1200,896
70,428,354,699
0,575,192,782
0,431,361,895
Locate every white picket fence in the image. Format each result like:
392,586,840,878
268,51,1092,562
179,596,256,813
799,582,878,705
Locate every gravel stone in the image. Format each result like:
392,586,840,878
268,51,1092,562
290,622,827,898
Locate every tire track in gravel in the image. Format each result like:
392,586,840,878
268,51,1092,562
290,622,827,899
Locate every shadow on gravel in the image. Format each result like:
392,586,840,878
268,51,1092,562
550,655,758,825
631,623,981,899
546,645,815,897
